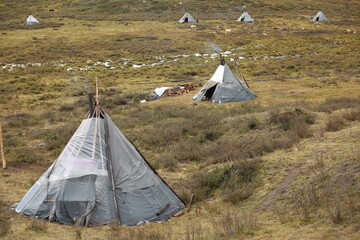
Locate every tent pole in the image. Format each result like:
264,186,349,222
0,125,6,169
234,59,251,89
104,116,122,225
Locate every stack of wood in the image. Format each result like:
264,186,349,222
163,84,194,96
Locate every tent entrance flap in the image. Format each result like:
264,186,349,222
185,18,188,22
204,84,217,100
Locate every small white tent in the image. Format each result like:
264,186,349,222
179,12,197,23
312,11,328,22
24,15,40,25
193,58,256,103
237,12,254,22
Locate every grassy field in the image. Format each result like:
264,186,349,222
0,0,360,239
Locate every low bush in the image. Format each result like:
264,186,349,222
224,184,256,205
59,104,74,111
325,115,345,132
269,108,315,138
8,146,39,164
212,210,258,238
211,131,297,163
168,140,207,162
27,220,47,232
315,97,360,113
191,159,261,202
0,200,10,238
292,170,360,224
152,153,178,171
342,108,360,121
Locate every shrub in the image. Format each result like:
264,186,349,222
191,160,261,202
269,109,315,132
3,137,26,148
152,153,178,171
342,108,360,121
325,115,345,132
59,104,74,111
211,131,297,163
212,210,258,238
0,200,10,238
168,140,207,162
27,220,47,232
224,184,256,204
315,97,360,112
113,95,128,106
8,146,39,164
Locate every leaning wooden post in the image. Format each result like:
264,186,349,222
0,125,6,169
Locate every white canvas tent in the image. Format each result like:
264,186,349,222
237,12,254,22
312,11,328,22
24,15,40,25
193,59,256,103
14,90,184,226
179,12,197,23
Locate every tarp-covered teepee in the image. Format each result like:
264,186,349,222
237,12,254,22
179,12,197,23
193,58,256,103
24,15,40,25
312,11,328,22
14,85,184,226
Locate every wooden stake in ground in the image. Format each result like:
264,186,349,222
187,194,195,212
0,125,6,169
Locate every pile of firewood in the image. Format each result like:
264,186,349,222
163,84,194,96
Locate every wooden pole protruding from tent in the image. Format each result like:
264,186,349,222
187,194,195,212
220,54,225,66
234,59,251,89
0,125,6,169
91,78,100,159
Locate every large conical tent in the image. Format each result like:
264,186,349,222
179,12,197,23
14,87,184,226
193,58,257,103
237,12,254,22
24,15,40,25
312,11,328,22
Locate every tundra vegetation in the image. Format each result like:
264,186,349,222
0,0,359,239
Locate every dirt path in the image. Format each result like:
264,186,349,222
260,165,303,210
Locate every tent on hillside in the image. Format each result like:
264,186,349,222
13,88,184,226
237,12,254,22
312,11,328,22
193,57,256,103
179,12,197,23
24,15,40,25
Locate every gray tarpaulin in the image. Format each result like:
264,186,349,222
15,114,184,226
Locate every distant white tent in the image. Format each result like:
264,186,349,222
24,15,40,25
312,11,328,22
237,12,254,22
179,12,197,23
193,58,256,103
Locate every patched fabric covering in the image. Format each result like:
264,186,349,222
15,114,184,226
